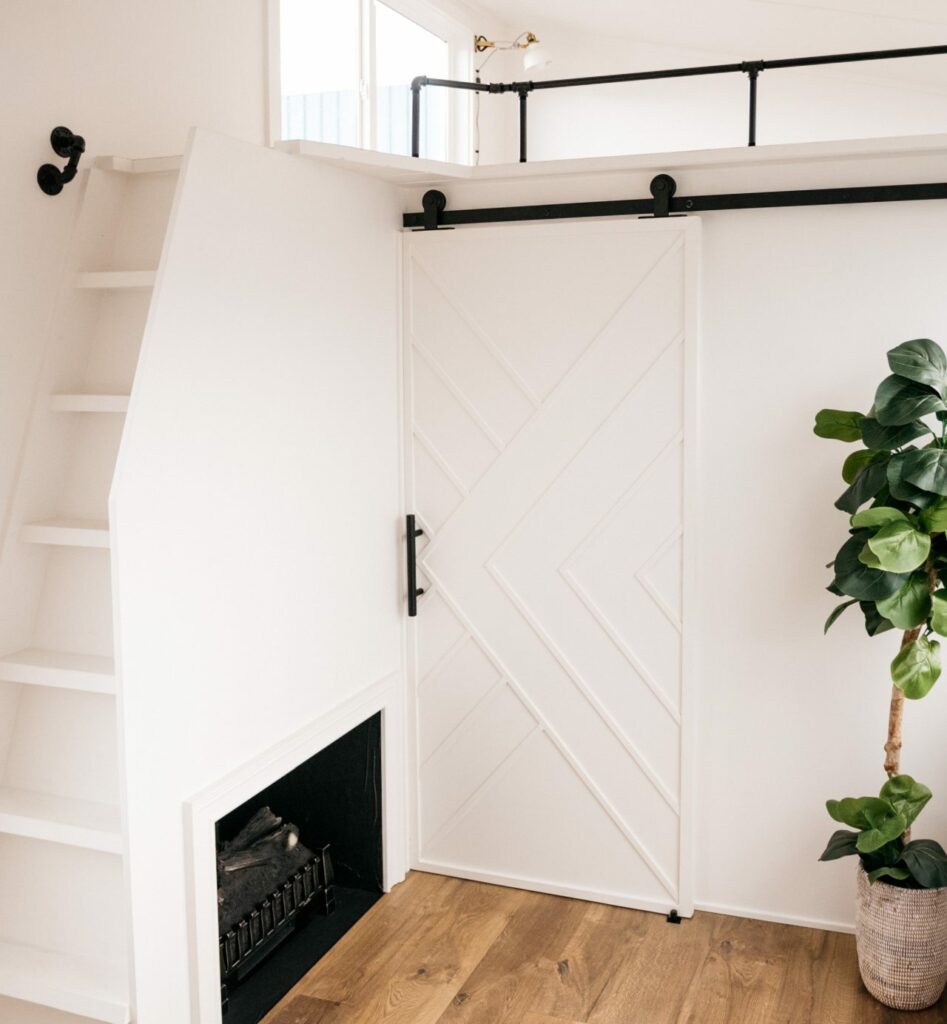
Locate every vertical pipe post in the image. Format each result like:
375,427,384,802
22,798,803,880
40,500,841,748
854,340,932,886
518,88,528,163
410,78,424,158
747,67,759,147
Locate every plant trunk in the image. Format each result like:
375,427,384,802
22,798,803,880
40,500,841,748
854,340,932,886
884,627,921,778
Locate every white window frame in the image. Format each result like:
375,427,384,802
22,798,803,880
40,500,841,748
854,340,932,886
267,0,473,163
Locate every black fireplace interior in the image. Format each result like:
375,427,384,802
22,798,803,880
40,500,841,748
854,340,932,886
216,712,383,1023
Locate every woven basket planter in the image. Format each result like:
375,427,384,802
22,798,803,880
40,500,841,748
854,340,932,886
855,863,947,1010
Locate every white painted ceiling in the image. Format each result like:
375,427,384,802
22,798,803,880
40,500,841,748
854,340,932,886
476,0,947,90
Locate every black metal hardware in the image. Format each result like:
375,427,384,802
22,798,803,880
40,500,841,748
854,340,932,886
421,189,446,230
667,909,682,924
410,43,947,162
37,126,85,196
742,62,763,147
406,514,425,616
218,846,334,986
517,85,533,163
649,174,676,218
404,174,947,229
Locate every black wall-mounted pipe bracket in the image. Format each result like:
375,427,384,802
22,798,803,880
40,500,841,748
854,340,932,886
37,126,86,196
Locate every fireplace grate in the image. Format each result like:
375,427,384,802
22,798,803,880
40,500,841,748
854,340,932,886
219,843,335,986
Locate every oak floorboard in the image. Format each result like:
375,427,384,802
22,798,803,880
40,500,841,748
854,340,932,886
268,872,460,1008
675,915,797,1024
265,872,946,1024
273,872,525,1024
585,906,714,1023
526,900,654,1022
521,1015,587,1024
436,888,588,1024
266,996,347,1024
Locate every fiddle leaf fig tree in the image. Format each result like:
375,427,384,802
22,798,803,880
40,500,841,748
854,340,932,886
816,338,947,889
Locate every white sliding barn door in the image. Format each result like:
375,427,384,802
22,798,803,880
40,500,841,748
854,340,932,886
404,218,699,916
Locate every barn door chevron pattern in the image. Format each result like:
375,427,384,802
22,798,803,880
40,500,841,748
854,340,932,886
405,219,699,915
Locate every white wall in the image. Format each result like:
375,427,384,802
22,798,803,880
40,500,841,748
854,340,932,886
0,0,269,607
111,130,405,1023
396,139,947,931
480,28,947,163
696,195,947,929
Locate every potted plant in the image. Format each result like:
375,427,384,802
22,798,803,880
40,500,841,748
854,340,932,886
815,338,947,1010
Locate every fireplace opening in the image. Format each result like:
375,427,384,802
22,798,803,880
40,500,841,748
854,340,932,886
215,712,383,1023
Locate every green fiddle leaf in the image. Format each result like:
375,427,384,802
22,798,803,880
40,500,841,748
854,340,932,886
850,507,910,529
827,797,906,853
842,448,888,484
929,591,947,636
887,339,947,397
901,839,947,888
875,575,931,630
888,454,937,509
902,448,947,497
874,374,946,426
858,806,909,854
867,865,912,883
866,521,931,573
920,498,947,533
891,634,941,699
819,829,859,862
834,460,889,513
860,601,894,637
824,599,857,634
879,775,932,829
861,838,905,873
819,598,855,630
827,795,895,830
887,453,941,509
858,543,883,569
814,408,864,441
860,415,930,451
832,532,909,601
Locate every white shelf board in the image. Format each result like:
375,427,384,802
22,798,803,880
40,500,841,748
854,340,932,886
20,518,110,549
0,940,129,1023
283,131,947,187
76,271,156,290
94,154,182,175
0,787,122,854
0,648,115,694
276,139,471,185
50,394,129,413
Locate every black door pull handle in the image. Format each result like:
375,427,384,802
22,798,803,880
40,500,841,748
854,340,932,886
406,515,424,617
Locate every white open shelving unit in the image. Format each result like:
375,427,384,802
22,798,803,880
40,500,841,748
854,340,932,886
0,153,180,1023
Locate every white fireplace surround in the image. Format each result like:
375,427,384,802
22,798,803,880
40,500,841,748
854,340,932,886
184,672,406,1024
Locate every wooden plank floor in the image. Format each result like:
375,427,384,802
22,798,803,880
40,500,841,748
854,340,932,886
263,871,945,1024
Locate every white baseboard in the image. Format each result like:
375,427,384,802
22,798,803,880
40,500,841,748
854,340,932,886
693,900,854,934
414,859,688,917
414,860,855,935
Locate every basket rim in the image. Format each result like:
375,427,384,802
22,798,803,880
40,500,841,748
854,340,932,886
856,860,947,900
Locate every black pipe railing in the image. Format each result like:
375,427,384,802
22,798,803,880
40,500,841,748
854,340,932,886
410,43,947,163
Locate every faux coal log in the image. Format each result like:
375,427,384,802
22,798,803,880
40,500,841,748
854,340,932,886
217,806,315,932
